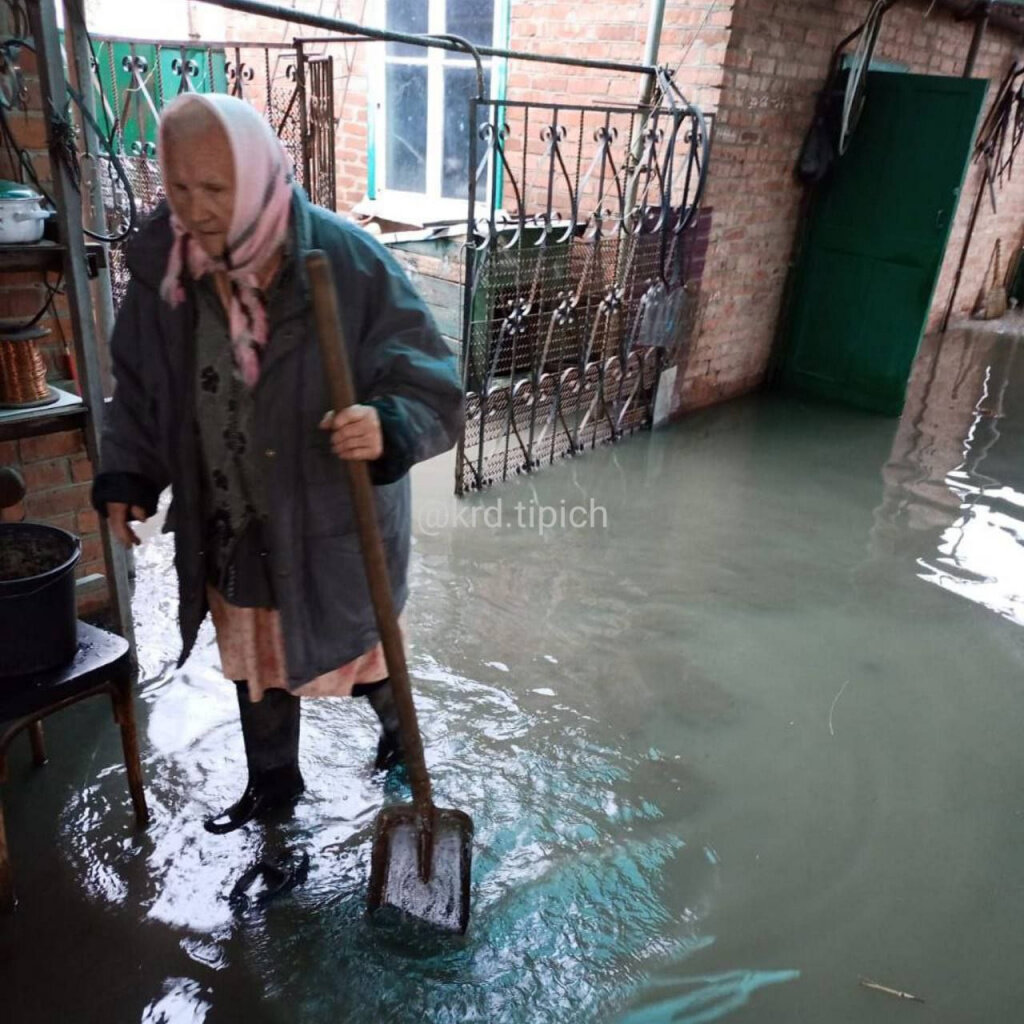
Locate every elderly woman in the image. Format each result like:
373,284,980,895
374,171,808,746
92,93,462,834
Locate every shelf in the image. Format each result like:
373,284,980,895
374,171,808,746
0,241,107,278
0,384,85,441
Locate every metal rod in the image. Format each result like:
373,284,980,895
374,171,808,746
640,0,667,101
195,0,657,77
62,0,116,394
621,0,668,284
455,95,479,497
457,97,661,115
27,0,135,647
296,39,310,193
964,1,992,76
80,31,297,51
940,164,987,332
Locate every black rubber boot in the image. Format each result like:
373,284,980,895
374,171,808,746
362,679,405,772
205,683,305,834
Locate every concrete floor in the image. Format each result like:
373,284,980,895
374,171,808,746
2,326,1024,1023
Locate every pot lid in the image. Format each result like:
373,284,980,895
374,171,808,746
0,179,43,201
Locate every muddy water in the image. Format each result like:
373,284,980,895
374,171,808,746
4,327,1024,1023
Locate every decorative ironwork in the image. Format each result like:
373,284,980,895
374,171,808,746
456,98,712,494
303,55,336,212
84,37,312,310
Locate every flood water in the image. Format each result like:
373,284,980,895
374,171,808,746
4,326,1024,1023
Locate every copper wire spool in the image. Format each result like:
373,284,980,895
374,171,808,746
0,324,57,409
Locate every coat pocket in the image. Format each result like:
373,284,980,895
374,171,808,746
303,476,405,540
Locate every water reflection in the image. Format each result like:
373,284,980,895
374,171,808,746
140,978,212,1024
61,514,721,1022
30,323,1024,1023
616,968,801,1023
874,321,1024,624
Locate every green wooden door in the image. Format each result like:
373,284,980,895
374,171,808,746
779,72,986,415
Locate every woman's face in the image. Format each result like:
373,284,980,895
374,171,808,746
163,110,236,259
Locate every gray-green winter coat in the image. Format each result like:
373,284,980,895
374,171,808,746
92,188,463,688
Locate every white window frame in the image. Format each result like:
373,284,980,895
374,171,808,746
366,0,507,224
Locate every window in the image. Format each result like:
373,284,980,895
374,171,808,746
371,0,506,216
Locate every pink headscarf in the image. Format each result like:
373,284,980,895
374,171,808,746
158,93,294,388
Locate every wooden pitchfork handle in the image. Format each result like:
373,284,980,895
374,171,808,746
305,250,434,817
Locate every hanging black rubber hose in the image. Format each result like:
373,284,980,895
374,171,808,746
65,82,138,243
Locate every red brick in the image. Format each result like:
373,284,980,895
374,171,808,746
76,507,100,534
20,458,70,492
24,482,91,519
19,430,85,463
78,558,105,579
70,455,95,483
77,584,110,618
0,285,47,319
6,112,48,150
0,270,49,286
79,532,104,566
0,502,24,523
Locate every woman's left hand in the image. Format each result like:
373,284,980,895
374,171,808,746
320,404,384,461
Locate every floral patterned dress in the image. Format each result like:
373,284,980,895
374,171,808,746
194,270,389,701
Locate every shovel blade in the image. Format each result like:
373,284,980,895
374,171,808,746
367,804,473,934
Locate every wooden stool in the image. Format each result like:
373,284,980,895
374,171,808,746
0,621,149,911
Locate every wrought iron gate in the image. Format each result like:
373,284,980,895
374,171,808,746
456,98,711,494
85,37,319,310
299,54,336,212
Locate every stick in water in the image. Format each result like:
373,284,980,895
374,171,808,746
859,977,925,1003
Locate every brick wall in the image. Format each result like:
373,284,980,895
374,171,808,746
221,2,1022,427
219,2,372,212
297,1,735,217
0,39,78,382
507,0,730,113
0,7,108,615
674,0,1024,416
0,430,102,573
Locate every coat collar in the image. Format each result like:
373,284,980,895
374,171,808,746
124,183,315,301
127,185,317,383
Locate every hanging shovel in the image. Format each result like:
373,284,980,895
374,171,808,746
306,250,473,935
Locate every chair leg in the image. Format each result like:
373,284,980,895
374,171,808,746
111,685,149,829
28,721,46,767
0,796,13,913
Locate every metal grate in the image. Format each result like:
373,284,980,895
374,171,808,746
456,99,712,494
84,37,317,311
302,55,337,212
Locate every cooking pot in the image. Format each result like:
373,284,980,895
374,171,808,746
0,180,52,244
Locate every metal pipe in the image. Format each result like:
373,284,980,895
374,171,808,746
62,0,116,393
295,38,310,194
622,0,669,277
82,31,299,50
964,1,992,76
196,0,656,78
639,0,668,104
26,0,135,646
